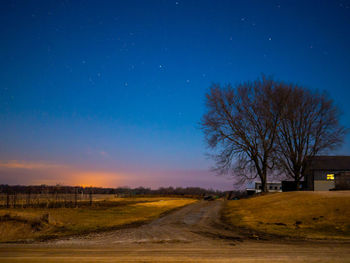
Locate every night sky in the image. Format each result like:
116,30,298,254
1,0,350,190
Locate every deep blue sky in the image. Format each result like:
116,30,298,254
1,0,350,190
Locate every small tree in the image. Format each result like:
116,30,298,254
276,85,347,188
201,77,287,192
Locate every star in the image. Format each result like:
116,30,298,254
268,37,272,41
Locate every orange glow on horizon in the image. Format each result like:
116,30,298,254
68,171,122,188
0,160,127,187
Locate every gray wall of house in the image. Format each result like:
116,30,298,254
312,170,338,191
314,180,335,191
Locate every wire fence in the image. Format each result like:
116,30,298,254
0,190,94,208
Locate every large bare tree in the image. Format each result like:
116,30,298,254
201,77,287,192
276,85,347,188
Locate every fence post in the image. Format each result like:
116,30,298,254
74,187,78,208
26,188,31,208
13,192,17,208
89,188,92,207
6,191,10,208
55,189,58,208
64,189,67,208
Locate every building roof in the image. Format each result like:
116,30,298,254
309,156,350,171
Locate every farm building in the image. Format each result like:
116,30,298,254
305,156,350,191
246,182,282,195
254,182,282,193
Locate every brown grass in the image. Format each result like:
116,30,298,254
222,191,350,240
0,197,197,243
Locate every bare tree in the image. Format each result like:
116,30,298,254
201,77,287,192
276,85,347,188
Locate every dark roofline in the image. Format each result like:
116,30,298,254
308,156,350,171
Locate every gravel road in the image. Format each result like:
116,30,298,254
0,200,349,262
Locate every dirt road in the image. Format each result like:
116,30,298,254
0,200,349,262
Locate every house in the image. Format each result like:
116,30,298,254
305,156,350,191
254,182,282,193
245,182,282,195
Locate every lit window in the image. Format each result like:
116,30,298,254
327,174,334,180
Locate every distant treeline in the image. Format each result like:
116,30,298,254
0,184,224,196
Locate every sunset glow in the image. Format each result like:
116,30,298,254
69,171,122,188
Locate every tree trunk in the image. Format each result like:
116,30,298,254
260,174,268,193
295,176,301,191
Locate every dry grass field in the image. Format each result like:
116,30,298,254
0,197,196,243
1,200,349,262
222,191,350,240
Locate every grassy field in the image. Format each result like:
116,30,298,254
0,196,197,243
222,191,350,240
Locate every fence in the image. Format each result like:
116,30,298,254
0,189,94,208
